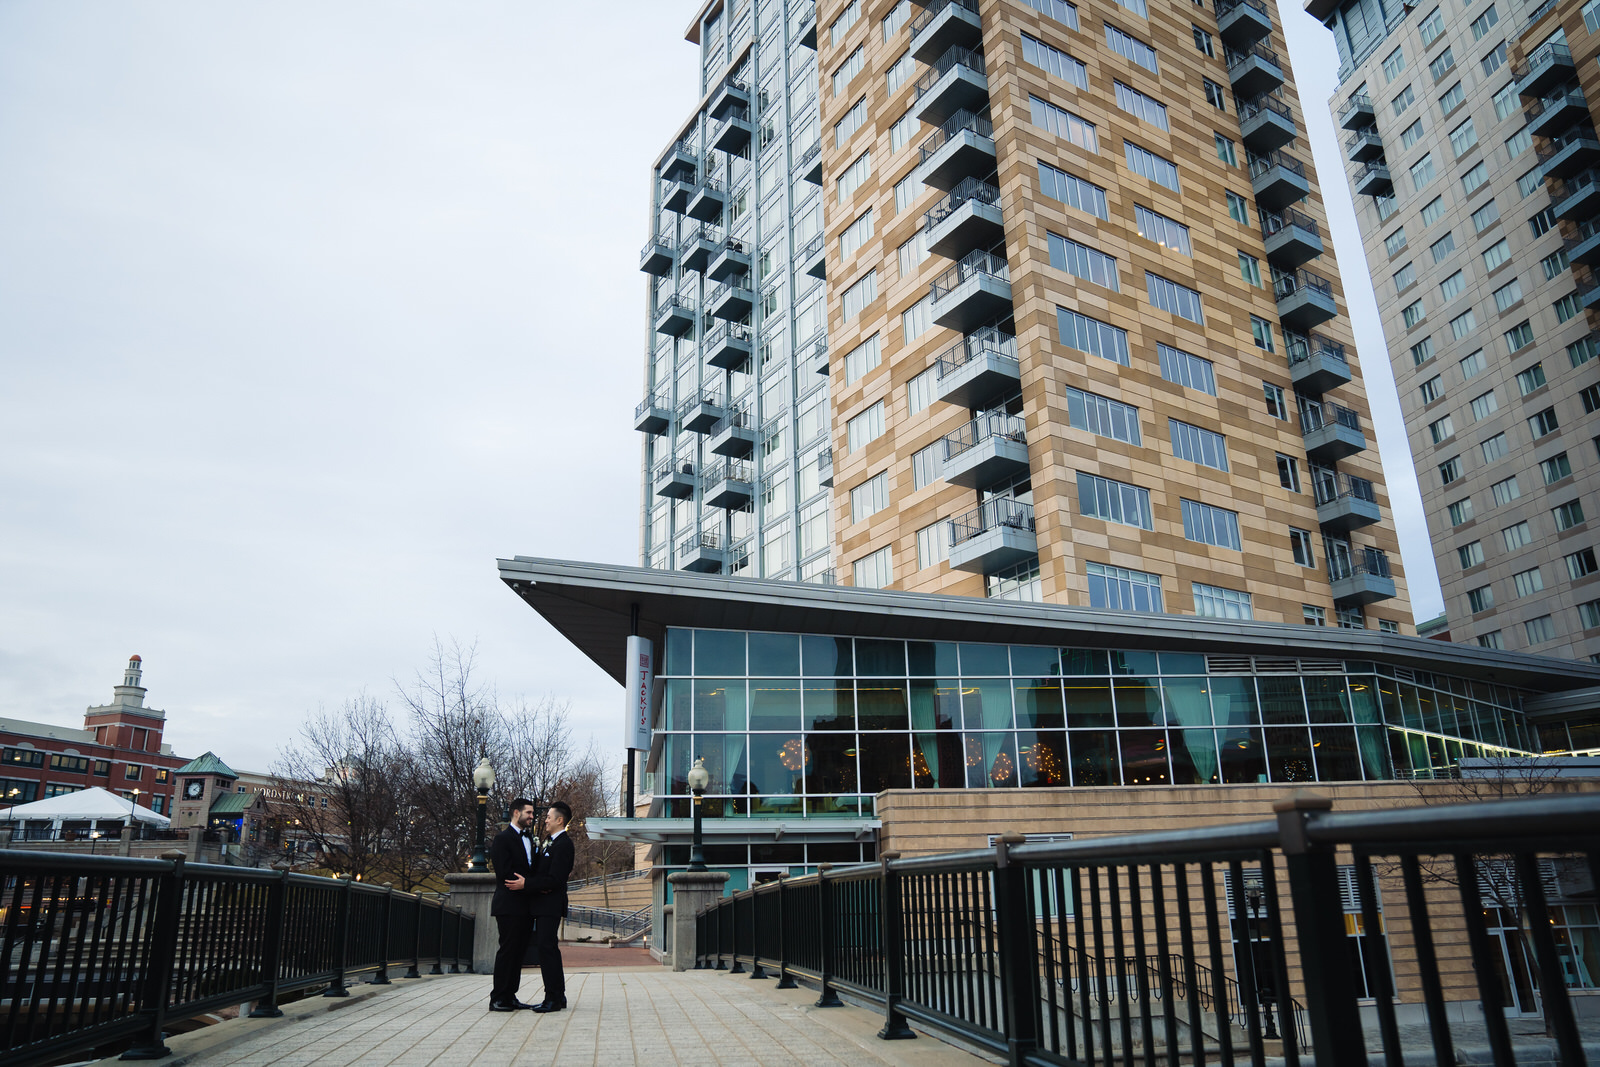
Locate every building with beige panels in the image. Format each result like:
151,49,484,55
1313,0,1600,660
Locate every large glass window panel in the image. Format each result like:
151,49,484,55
856,638,906,676
809,794,862,815
1062,649,1110,675
748,632,800,675
908,641,960,675
960,643,1011,675
1355,725,1392,778
909,679,960,730
695,733,750,796
1311,726,1363,781
1064,680,1115,727
962,679,1015,730
1018,731,1069,786
747,734,805,795
665,678,693,730
805,732,859,794
1219,728,1267,782
1016,678,1065,728
1160,653,1206,674
1069,730,1120,785
696,678,748,731
803,679,855,730
1162,678,1214,728
665,732,692,794
1398,683,1423,730
1265,727,1316,782
966,732,1020,787
1303,676,1353,723
1171,728,1218,783
1375,677,1402,728
859,733,912,791
1120,729,1173,784
665,627,692,675
912,731,966,788
1011,644,1063,677
695,629,746,675
858,679,911,729
1114,678,1164,726
748,679,801,731
1111,650,1161,676
1210,678,1261,728
1258,677,1308,725
802,635,853,675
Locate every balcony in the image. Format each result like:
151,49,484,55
924,177,1004,260
914,46,989,127
709,79,750,122
634,393,671,435
1578,272,1600,311
707,240,751,283
914,108,996,192
1238,93,1297,153
1300,400,1367,461
1344,127,1384,164
930,248,1012,332
1552,169,1600,221
1514,41,1575,100
1274,268,1337,331
639,235,674,276
796,141,823,185
1314,469,1382,533
1287,331,1352,394
1565,217,1600,265
680,225,718,272
1529,87,1589,140
1537,127,1600,180
1227,44,1285,98
934,326,1020,408
798,233,826,280
711,108,752,156
653,295,697,337
704,459,754,510
1262,208,1324,268
687,178,725,222
678,390,726,434
708,276,754,321
942,411,1029,489
705,322,753,371
795,1,817,48
1250,150,1311,209
910,0,981,64
1328,546,1396,605
653,460,696,500
1352,160,1393,198
662,175,696,214
947,498,1037,574
817,446,834,488
804,334,829,376
679,531,727,573
1219,0,1273,47
1338,92,1375,131
658,141,696,182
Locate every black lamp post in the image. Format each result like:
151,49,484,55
468,757,495,872
686,757,710,872
1245,884,1280,1040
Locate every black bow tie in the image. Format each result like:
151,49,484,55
519,830,531,837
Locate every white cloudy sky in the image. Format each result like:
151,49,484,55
0,2,1440,774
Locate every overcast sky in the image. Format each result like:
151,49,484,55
0,2,1441,776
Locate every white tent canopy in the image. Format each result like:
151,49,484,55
0,786,171,827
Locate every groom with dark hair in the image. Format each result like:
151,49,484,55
527,799,574,1012
488,797,538,1011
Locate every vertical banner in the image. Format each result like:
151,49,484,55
623,635,654,751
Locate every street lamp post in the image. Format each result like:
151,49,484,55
468,757,496,872
89,830,101,855
1244,885,1280,1040
686,757,710,872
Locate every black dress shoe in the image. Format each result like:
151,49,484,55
531,997,567,1013
489,1001,520,1012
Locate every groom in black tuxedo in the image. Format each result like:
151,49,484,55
488,797,539,1011
526,799,574,1012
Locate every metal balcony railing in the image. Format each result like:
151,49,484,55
715,106,750,132
1550,167,1600,202
709,403,755,436
1353,160,1391,183
679,529,722,556
944,410,1026,460
1273,268,1333,301
654,294,696,319
917,108,994,165
930,247,1010,301
705,321,752,349
636,392,669,421
1299,400,1362,435
933,324,1018,380
1215,0,1269,17
949,497,1035,546
677,223,717,249
675,389,724,419
708,275,752,304
1238,93,1293,125
1286,331,1347,367
654,458,696,483
1512,40,1573,84
1536,125,1600,167
1524,0,1561,25
1343,127,1383,154
1312,467,1377,506
1248,148,1307,179
1336,91,1372,125
1225,42,1281,70
923,176,1000,233
1263,207,1322,240
641,234,673,259
915,46,987,101
818,446,833,473
798,233,824,262
1526,87,1587,126
703,458,753,486
1327,544,1391,582
794,140,821,170
1565,216,1600,253
910,0,978,37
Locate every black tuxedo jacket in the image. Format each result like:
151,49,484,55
489,824,537,917
527,831,574,918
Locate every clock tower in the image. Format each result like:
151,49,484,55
171,751,240,829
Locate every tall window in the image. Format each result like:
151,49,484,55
853,545,893,589
1193,582,1253,619
841,270,877,320
834,97,867,147
915,522,949,569
850,472,888,523
1104,23,1158,72
1058,308,1130,365
1087,563,1163,612
1146,272,1204,322
1022,34,1089,88
1169,419,1229,470
832,46,864,96
1134,205,1192,254
1181,499,1242,549
837,151,871,202
844,334,881,384
1065,387,1142,444
1116,81,1170,129
1031,96,1098,151
1126,142,1180,190
839,209,873,258
1048,233,1120,290
846,402,885,452
1158,343,1216,395
911,441,942,488
1039,162,1109,218
1077,472,1154,529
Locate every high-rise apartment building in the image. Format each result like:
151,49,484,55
641,0,1411,634
1314,0,1600,659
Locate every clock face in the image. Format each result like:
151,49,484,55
186,780,203,799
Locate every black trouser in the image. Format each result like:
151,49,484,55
534,914,564,999
492,915,533,1004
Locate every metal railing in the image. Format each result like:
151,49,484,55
930,247,1010,303
679,530,722,556
1535,125,1600,167
924,176,1000,234
1237,93,1292,125
1550,166,1600,204
708,276,752,307
1,850,472,1067
1285,330,1346,366
678,222,715,250
1524,0,1562,26
704,321,752,351
652,458,696,483
910,0,978,37
566,867,649,893
1272,268,1332,301
949,497,1034,546
692,793,1600,1067
1327,543,1391,582
1566,216,1600,254
794,140,821,172
1225,42,1281,70
1215,0,1269,18
915,47,986,102
1248,148,1306,179
1342,126,1383,154
933,325,1018,381
1312,466,1377,506
640,234,674,260
798,232,824,263
917,108,994,166
654,294,696,323
1336,91,1372,125
1298,399,1362,435
1526,87,1587,127
636,392,669,422
566,904,651,938
703,458,752,486
709,403,754,437
1513,40,1573,84
1262,207,1322,240
943,410,1025,461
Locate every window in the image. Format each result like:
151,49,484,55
1134,205,1192,254
1450,118,1480,160
1588,0,1600,33
1303,605,1327,626
1480,436,1512,467
125,764,142,781
847,402,884,452
1058,307,1130,365
1146,272,1203,322
1087,562,1163,612
1291,527,1315,566
1448,497,1475,525
1227,191,1250,225
1065,386,1142,444
1581,600,1600,629
1022,0,1081,28
1504,320,1534,352
1518,169,1544,199
1541,452,1572,484
1449,310,1477,340
1567,548,1599,580
916,521,949,569
897,230,929,278
1460,349,1486,378
1513,567,1545,598
1403,299,1426,329
1428,414,1456,443
1490,475,1522,506
1471,5,1500,39
1431,232,1456,263
1412,337,1436,366
1554,499,1586,530
1586,384,1600,413
1048,232,1120,290
1410,154,1436,192
1382,47,1406,82
843,335,881,386
1482,239,1511,272
883,0,912,39
1419,375,1444,403
1492,81,1519,121
1421,197,1446,226
1116,0,1149,17
1555,292,1582,323
890,110,919,152
1503,521,1533,551
901,294,933,342
1439,81,1466,114
1203,79,1227,111
1440,455,1463,484
1264,381,1288,419
1541,249,1570,280
1181,499,1242,549
829,0,860,45
1278,453,1302,492
1528,406,1559,438
839,209,873,258
911,442,942,489
1341,608,1369,630
837,151,871,202
894,171,923,214
1492,279,1523,313
1169,419,1229,470
1516,363,1546,395
1507,126,1533,160
1468,585,1495,612
1252,316,1275,352
1240,252,1263,287
1127,142,1181,190
1385,227,1408,257
1392,84,1415,115
853,545,893,589
1158,343,1216,394
1459,540,1485,567
1428,48,1456,82
1030,96,1098,151
1214,134,1238,167
1193,582,1253,619
1077,471,1154,529
1038,162,1109,219
1530,207,1558,237
907,367,936,416
886,51,915,93
1472,200,1500,233
1481,40,1507,76
841,270,877,320
1116,81,1170,129
834,97,867,147
1462,162,1489,195
832,46,865,96
1194,26,1214,56
1476,630,1505,649
1400,119,1425,149
1021,34,1089,88
850,471,888,523
1105,23,1158,73
1571,336,1598,367
1438,271,1466,302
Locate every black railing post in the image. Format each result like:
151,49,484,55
749,888,769,979
429,902,444,974
324,876,352,997
877,851,914,1041
815,864,842,1007
121,850,186,1060
406,892,422,978
994,832,1039,1067
775,874,797,988
1274,792,1364,1063
248,869,288,1018
371,884,393,984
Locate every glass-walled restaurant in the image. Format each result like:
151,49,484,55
649,626,1542,818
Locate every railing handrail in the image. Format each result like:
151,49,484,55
1225,41,1280,69
930,246,1010,301
1551,167,1600,202
1237,92,1292,121
923,176,1001,233
915,46,987,101
680,529,722,554
1524,0,1562,27
567,866,650,892
1525,85,1586,126
1336,91,1372,122
1517,40,1573,82
703,457,753,484
1249,148,1306,178
1263,206,1321,239
943,409,1026,459
1215,0,1269,16
933,324,1018,379
910,0,978,38
1341,126,1382,149
1299,398,1362,433
1285,330,1346,365
917,107,993,165
949,496,1034,545
1273,267,1332,299
1536,125,1600,164
1312,466,1377,505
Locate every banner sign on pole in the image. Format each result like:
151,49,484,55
624,635,654,751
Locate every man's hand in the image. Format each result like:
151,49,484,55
504,874,525,891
